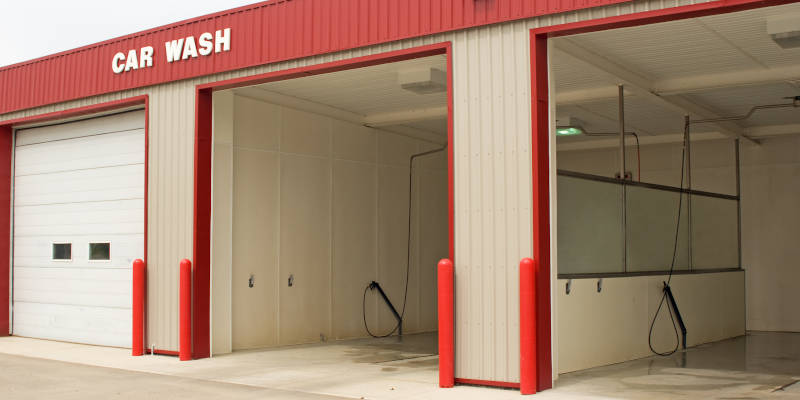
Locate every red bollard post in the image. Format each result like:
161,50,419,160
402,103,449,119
132,259,145,356
438,258,454,388
179,259,192,361
520,257,537,395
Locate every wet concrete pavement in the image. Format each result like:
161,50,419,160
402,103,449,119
552,332,800,399
1,331,800,399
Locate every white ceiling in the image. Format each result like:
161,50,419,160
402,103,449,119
233,55,448,141
553,2,800,147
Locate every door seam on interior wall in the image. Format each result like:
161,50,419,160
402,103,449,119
276,105,282,345
329,119,334,339
375,129,380,332
228,138,233,352
415,142,420,333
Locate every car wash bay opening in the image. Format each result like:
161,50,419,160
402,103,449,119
543,0,800,391
207,54,449,356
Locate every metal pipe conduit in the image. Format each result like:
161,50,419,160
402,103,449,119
556,170,739,201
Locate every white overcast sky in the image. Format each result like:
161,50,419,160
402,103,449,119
0,1,258,67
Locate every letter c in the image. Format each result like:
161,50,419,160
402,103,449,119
112,52,126,74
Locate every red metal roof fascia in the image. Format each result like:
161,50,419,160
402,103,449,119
0,0,287,72
0,0,633,116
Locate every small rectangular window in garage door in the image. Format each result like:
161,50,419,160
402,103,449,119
52,243,72,261
89,242,111,261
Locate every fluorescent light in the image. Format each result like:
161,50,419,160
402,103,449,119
556,126,584,136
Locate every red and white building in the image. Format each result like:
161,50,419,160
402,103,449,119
2,0,799,395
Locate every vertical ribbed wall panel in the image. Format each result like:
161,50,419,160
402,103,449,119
451,20,533,383
144,82,195,351
0,0,713,379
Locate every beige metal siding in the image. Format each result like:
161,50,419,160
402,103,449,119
0,0,714,381
452,21,532,383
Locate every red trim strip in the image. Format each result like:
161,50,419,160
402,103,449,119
445,41,454,263
529,31,552,393
145,349,180,356
0,125,10,337
0,96,148,127
143,96,150,351
192,42,453,361
455,378,521,389
197,43,450,93
192,89,213,360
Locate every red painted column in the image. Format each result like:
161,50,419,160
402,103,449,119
0,125,11,337
437,258,455,388
179,259,192,361
192,88,212,359
520,257,537,394
530,31,553,391
132,259,145,356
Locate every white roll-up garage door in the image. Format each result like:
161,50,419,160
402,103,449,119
12,110,145,347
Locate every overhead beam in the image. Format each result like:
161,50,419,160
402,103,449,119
234,88,447,144
555,86,627,105
362,106,448,127
747,123,800,138
377,125,447,145
236,87,365,125
555,65,800,103
557,131,729,151
554,39,759,145
653,65,800,96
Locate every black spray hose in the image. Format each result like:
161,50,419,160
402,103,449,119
363,145,447,338
647,120,687,356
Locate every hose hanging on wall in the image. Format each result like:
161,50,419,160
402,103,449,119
648,97,800,356
647,120,688,357
362,146,446,338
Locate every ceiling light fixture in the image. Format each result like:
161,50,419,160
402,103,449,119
555,116,586,136
398,68,447,95
768,14,800,49
556,126,585,136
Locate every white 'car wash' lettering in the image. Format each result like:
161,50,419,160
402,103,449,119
112,47,153,74
112,28,231,74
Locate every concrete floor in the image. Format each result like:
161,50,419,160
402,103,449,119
0,352,349,400
0,332,520,400
0,331,799,399
552,332,800,399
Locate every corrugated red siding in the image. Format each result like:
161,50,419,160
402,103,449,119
0,0,631,115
